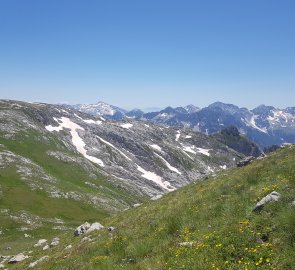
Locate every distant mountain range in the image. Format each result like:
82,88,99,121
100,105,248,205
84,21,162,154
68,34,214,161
68,101,295,148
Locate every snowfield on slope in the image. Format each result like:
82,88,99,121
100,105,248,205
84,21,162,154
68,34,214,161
121,123,133,129
45,117,104,167
242,115,268,133
154,153,181,175
96,135,131,161
182,145,211,156
136,165,175,191
150,144,163,152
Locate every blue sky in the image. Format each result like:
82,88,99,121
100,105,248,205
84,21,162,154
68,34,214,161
0,0,294,110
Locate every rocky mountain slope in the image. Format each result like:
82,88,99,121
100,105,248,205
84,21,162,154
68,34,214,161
0,99,252,255
4,143,295,270
72,101,295,148
1,100,246,198
212,126,262,157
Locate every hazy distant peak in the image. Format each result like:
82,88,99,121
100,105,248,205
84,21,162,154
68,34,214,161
207,102,240,113
185,104,200,113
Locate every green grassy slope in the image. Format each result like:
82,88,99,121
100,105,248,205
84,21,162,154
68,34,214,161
0,129,143,255
9,144,295,270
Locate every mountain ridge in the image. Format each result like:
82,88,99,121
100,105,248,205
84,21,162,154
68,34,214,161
67,101,295,148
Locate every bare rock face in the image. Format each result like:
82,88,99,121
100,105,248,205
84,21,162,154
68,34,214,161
253,191,280,211
237,156,255,167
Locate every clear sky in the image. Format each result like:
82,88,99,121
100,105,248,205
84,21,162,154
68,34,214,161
0,0,294,110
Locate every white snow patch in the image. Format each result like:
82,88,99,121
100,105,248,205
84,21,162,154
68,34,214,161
144,124,150,128
219,165,227,170
175,130,181,141
196,147,211,156
136,165,174,191
242,115,268,133
151,194,163,200
12,103,23,108
177,146,194,159
267,110,295,124
182,146,211,156
154,153,181,175
83,119,102,125
250,116,267,133
185,135,192,139
158,113,171,119
45,117,104,166
150,144,162,152
96,136,131,161
183,146,196,154
74,113,83,120
121,123,133,129
207,166,214,172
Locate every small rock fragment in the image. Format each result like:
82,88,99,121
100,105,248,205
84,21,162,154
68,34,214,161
81,236,92,243
34,239,47,247
178,242,194,247
50,237,60,247
65,244,72,250
29,256,49,268
108,226,115,232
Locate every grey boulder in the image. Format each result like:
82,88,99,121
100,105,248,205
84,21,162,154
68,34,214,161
74,222,91,236
253,191,280,211
74,222,104,236
8,253,30,264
